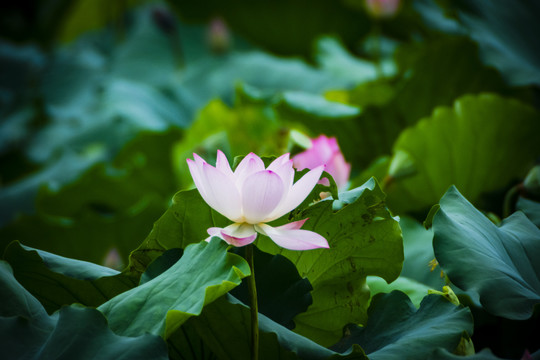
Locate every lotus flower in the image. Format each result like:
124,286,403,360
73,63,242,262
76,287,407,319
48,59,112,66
292,135,351,191
187,151,329,250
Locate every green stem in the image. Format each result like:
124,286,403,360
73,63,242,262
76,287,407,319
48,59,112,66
246,244,259,360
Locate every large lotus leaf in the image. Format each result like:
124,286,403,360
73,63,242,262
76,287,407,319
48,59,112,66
386,94,540,214
138,244,312,331
433,186,540,319
0,261,168,360
330,291,473,360
257,178,403,346
2,241,137,314
100,238,249,338
143,246,315,358
185,294,368,360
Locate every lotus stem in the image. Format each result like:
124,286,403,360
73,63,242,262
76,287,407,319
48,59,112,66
246,244,259,360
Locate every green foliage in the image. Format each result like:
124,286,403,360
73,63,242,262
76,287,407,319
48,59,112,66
330,291,474,360
0,130,181,265
172,99,286,187
230,246,313,330
366,276,430,308
100,238,250,338
257,178,403,345
0,261,168,360
126,189,229,275
322,37,507,169
168,0,370,58
386,93,540,214
517,197,540,228
2,241,136,314
399,217,445,289
182,295,368,360
3,1,540,358
446,0,540,86
433,186,540,320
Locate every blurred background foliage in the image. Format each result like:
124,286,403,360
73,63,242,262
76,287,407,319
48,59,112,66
1,0,539,278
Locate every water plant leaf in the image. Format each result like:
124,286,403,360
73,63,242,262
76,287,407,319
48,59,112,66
330,291,473,360
433,186,540,320
257,178,403,345
0,261,167,360
99,238,250,338
2,241,137,314
386,94,540,214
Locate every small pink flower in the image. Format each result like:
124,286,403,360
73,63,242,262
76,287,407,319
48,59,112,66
207,17,231,53
365,0,401,18
292,135,351,191
187,151,329,250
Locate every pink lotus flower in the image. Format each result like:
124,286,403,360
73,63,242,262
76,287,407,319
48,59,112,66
292,135,351,191
187,151,329,250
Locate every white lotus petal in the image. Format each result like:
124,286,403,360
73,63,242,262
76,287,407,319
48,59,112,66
242,170,285,223
193,153,207,167
187,158,209,200
234,153,265,188
201,162,243,221
269,159,295,190
216,150,234,179
267,165,324,220
256,223,329,250
267,153,290,170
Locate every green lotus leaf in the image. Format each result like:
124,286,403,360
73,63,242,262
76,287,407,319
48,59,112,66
257,178,403,346
99,238,250,339
386,94,540,214
330,291,473,360
433,186,540,319
2,241,136,314
0,261,167,360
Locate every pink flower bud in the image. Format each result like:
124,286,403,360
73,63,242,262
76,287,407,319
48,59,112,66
292,135,351,191
365,0,401,18
207,17,231,54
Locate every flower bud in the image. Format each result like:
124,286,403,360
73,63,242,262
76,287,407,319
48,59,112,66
207,17,231,54
364,0,401,18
